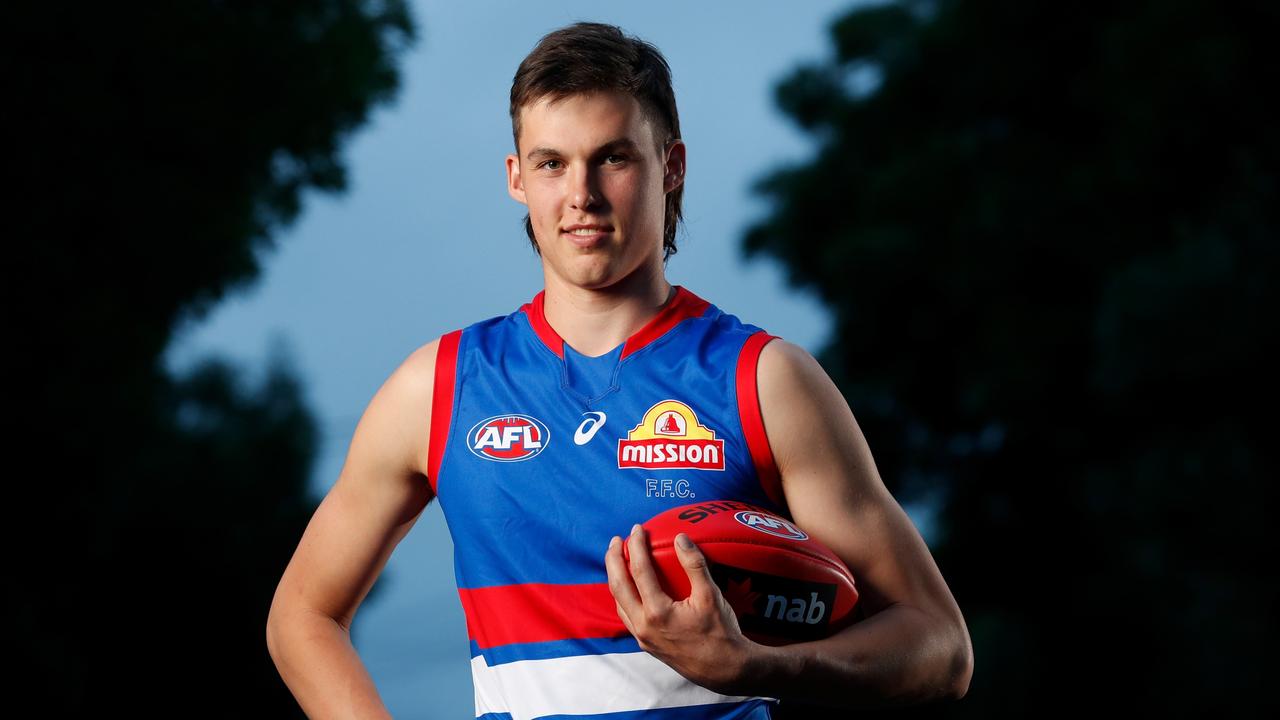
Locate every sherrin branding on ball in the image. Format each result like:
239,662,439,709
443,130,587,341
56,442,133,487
622,499,860,645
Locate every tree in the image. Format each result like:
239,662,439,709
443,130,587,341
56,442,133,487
748,0,1277,714
7,2,416,713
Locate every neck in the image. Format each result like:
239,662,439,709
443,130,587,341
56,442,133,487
541,261,673,357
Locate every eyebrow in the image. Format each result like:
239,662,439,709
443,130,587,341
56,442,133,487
525,138,642,162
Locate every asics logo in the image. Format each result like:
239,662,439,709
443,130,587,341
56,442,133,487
574,411,607,445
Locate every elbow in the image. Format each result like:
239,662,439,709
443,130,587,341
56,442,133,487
951,662,972,701
265,591,296,666
265,603,284,664
265,625,278,667
948,629,974,700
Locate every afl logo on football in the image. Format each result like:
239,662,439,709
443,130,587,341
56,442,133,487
468,414,549,462
734,511,809,541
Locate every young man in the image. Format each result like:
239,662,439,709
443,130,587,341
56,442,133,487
267,22,972,719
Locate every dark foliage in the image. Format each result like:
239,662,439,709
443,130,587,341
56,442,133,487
750,1,1278,715
6,2,415,713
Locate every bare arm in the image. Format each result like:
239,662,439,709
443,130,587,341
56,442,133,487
266,338,440,719
605,338,972,709
740,338,973,708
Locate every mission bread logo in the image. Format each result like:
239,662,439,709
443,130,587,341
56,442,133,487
617,400,725,471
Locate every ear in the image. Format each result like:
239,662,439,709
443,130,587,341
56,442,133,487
506,153,527,205
662,139,686,194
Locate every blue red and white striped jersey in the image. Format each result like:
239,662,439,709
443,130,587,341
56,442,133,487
428,285,785,720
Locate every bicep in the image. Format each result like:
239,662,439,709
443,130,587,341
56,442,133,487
270,339,439,630
757,340,959,622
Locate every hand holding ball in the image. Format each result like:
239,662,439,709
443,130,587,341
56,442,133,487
622,500,859,645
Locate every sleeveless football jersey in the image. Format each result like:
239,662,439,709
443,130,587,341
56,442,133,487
428,285,787,720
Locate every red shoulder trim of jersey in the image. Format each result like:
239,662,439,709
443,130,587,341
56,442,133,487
428,329,462,495
736,330,785,510
620,286,712,360
519,291,565,359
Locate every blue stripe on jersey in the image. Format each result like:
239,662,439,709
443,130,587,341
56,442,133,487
475,701,775,720
532,700,775,719
471,636,643,666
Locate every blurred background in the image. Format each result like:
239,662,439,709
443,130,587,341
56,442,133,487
9,0,1276,716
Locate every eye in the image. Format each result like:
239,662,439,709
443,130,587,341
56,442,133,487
605,154,628,165
539,159,563,170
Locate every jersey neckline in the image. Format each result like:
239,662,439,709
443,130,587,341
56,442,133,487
519,285,712,361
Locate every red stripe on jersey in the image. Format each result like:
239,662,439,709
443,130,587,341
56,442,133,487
736,331,784,511
458,582,628,649
428,329,461,494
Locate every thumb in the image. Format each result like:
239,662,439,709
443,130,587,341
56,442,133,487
674,533,716,601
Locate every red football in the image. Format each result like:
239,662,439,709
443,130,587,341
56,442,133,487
622,499,860,645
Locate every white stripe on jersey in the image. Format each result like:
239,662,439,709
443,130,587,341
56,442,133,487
471,649,775,719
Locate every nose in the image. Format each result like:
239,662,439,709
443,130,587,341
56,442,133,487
569,165,603,210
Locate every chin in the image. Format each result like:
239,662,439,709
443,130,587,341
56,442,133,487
569,273,620,291
558,258,619,288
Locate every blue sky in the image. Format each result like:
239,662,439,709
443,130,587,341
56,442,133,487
164,1,903,715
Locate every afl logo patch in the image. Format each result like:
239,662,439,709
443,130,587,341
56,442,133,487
468,414,549,462
734,511,809,541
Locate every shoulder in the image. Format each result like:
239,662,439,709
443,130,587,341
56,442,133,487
406,335,443,372
756,337,829,400
363,333,455,481
397,305,536,391
754,338,857,467
395,334,446,394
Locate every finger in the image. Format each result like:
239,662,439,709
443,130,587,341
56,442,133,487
674,532,718,604
605,535,642,612
626,523,672,606
615,601,637,636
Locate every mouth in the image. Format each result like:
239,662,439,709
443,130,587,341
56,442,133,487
561,224,614,247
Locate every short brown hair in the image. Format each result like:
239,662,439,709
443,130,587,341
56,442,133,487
510,22,683,262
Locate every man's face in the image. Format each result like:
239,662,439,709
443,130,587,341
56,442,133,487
506,90,685,292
